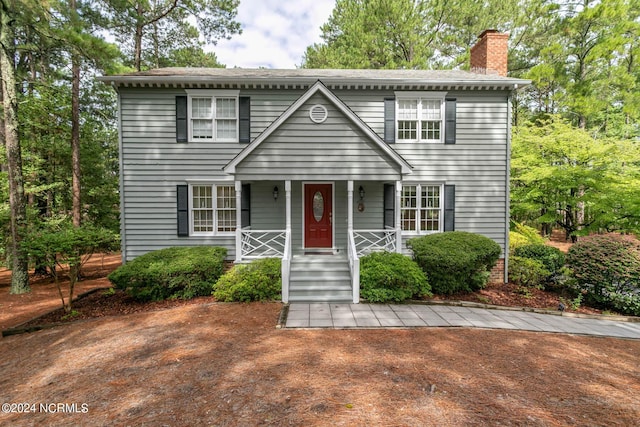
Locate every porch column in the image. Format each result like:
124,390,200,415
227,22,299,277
395,181,402,253
347,181,354,231
285,180,291,232
235,180,242,262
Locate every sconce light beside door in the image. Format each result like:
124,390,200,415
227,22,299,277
273,186,279,201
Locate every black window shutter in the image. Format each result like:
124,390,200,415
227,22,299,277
241,184,251,227
444,185,455,231
383,183,395,228
445,98,456,145
177,185,189,236
239,96,250,143
384,98,395,144
176,96,188,143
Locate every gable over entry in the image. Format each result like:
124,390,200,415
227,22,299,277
224,81,412,181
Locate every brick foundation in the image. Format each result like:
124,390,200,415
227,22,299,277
489,258,505,284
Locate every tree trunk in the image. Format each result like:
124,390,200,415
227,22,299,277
70,0,81,227
0,5,30,294
134,3,144,71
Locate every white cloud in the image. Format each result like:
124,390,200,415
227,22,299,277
212,0,335,69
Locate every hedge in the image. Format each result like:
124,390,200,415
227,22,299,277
407,231,501,294
108,246,227,301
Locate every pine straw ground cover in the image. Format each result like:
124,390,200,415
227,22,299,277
1,302,639,426
1,247,639,425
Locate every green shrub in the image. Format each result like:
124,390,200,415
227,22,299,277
359,251,431,303
514,244,565,277
509,222,545,255
566,234,640,315
508,256,550,288
407,231,502,295
213,258,281,302
108,246,227,301
509,231,530,255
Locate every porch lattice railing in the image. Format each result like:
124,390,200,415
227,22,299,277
353,227,397,257
240,227,286,259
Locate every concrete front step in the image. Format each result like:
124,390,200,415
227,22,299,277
288,254,354,303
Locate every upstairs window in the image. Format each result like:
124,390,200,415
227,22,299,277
186,90,239,142
395,92,446,143
401,184,442,234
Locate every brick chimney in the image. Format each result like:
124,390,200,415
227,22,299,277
470,30,509,77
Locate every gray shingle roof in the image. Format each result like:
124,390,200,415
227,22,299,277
99,67,530,89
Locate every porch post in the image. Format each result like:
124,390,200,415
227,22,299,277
395,181,402,253
285,180,291,232
347,181,354,231
235,180,242,262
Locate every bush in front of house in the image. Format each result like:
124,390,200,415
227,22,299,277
566,234,640,315
213,258,282,302
514,244,565,278
108,246,227,301
408,231,502,295
509,222,545,255
359,251,431,303
508,256,550,288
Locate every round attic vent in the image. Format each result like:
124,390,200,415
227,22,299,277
309,104,328,123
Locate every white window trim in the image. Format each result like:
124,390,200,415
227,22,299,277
185,89,240,143
400,183,444,235
189,183,237,236
395,91,447,144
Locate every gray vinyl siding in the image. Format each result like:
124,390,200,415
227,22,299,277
395,92,510,251
118,85,510,261
119,88,241,261
234,93,402,181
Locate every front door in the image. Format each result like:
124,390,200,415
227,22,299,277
304,183,333,248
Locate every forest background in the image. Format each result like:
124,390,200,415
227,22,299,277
1,0,639,294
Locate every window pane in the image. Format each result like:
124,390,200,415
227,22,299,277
193,210,213,232
216,186,236,209
193,186,212,208
398,120,417,140
398,100,418,120
401,209,416,231
192,98,212,118
421,186,440,208
401,185,417,231
216,119,236,139
217,210,236,232
192,119,213,139
421,121,440,140
420,209,440,231
421,99,441,120
216,98,236,119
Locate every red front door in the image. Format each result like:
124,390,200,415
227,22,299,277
304,183,333,248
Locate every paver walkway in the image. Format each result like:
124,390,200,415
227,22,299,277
285,303,640,339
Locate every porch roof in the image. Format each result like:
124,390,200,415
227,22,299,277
224,81,412,178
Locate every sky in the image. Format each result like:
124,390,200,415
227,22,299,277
212,0,336,69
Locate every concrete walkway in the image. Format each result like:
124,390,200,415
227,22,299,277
285,303,640,339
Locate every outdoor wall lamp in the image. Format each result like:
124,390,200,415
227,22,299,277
357,186,366,212
273,186,279,201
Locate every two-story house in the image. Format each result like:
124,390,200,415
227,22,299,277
100,30,529,303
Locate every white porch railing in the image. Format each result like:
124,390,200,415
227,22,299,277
281,230,291,303
240,227,286,259
353,227,397,257
347,230,360,304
